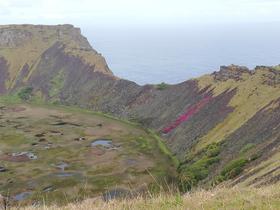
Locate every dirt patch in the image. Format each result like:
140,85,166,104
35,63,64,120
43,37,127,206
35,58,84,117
1,154,29,162
6,107,26,113
89,147,106,156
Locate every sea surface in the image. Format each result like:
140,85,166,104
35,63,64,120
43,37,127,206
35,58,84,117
83,22,280,85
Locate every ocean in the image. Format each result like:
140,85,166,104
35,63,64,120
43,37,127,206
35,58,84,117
82,22,280,85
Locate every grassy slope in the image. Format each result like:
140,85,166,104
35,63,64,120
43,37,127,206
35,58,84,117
174,66,280,190
13,183,280,210
0,25,112,90
232,151,280,187
195,68,280,152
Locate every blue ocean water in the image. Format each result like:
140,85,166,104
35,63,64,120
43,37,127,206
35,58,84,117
83,22,280,85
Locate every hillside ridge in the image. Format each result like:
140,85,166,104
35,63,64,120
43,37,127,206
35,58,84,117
0,24,279,190
0,24,114,93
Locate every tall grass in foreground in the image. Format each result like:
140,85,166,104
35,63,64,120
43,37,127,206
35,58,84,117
12,183,280,210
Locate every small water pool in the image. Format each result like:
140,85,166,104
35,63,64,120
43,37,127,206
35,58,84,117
91,139,114,148
14,192,32,201
54,172,75,177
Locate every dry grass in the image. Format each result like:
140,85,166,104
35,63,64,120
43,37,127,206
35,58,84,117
0,24,113,90
194,67,280,152
11,184,280,210
232,150,280,187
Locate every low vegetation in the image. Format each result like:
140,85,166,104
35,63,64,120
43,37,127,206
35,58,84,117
0,99,176,206
239,143,256,154
217,158,248,182
9,183,280,210
178,143,221,191
155,82,169,90
18,87,33,101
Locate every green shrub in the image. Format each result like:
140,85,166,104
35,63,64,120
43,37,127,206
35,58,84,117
221,158,248,180
156,82,169,90
179,143,221,191
18,87,33,101
205,143,221,157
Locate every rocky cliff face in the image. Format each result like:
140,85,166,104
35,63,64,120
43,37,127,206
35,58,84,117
0,25,279,188
0,24,113,94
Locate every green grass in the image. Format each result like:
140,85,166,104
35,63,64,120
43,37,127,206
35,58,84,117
220,158,248,180
239,143,256,154
49,70,65,98
0,94,22,104
0,133,30,147
148,130,179,167
214,157,250,184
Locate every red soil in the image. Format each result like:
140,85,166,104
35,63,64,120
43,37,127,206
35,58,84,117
162,96,212,134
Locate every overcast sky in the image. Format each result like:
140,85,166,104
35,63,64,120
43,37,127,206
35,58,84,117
0,0,280,27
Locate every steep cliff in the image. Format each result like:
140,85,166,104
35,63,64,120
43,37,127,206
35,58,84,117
0,24,113,94
0,25,279,189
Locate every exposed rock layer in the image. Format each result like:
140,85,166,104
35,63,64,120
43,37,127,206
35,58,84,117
0,25,279,187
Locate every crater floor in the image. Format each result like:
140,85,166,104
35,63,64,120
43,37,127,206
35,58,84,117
0,101,175,205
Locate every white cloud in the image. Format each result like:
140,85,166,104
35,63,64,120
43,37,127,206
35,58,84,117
0,0,280,26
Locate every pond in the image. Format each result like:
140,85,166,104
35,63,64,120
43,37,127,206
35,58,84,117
13,192,32,201
91,139,114,149
54,172,75,177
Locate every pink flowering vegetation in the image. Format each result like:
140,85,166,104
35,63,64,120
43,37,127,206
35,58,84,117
162,96,212,134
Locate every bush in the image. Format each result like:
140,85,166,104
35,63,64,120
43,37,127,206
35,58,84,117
205,143,221,157
178,143,221,191
156,82,169,90
18,87,33,101
220,158,248,180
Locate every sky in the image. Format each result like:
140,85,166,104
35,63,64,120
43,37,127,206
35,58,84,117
0,0,280,27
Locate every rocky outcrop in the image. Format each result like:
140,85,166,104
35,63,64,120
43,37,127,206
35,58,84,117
212,65,251,81
255,66,280,87
0,27,32,48
0,24,91,50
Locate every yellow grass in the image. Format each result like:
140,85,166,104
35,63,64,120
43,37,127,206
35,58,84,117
11,184,280,210
0,24,113,90
194,67,280,152
233,150,280,187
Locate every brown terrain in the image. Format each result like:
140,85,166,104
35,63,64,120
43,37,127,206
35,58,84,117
0,24,279,193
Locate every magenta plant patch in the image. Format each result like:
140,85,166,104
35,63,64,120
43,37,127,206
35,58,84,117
162,96,212,134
